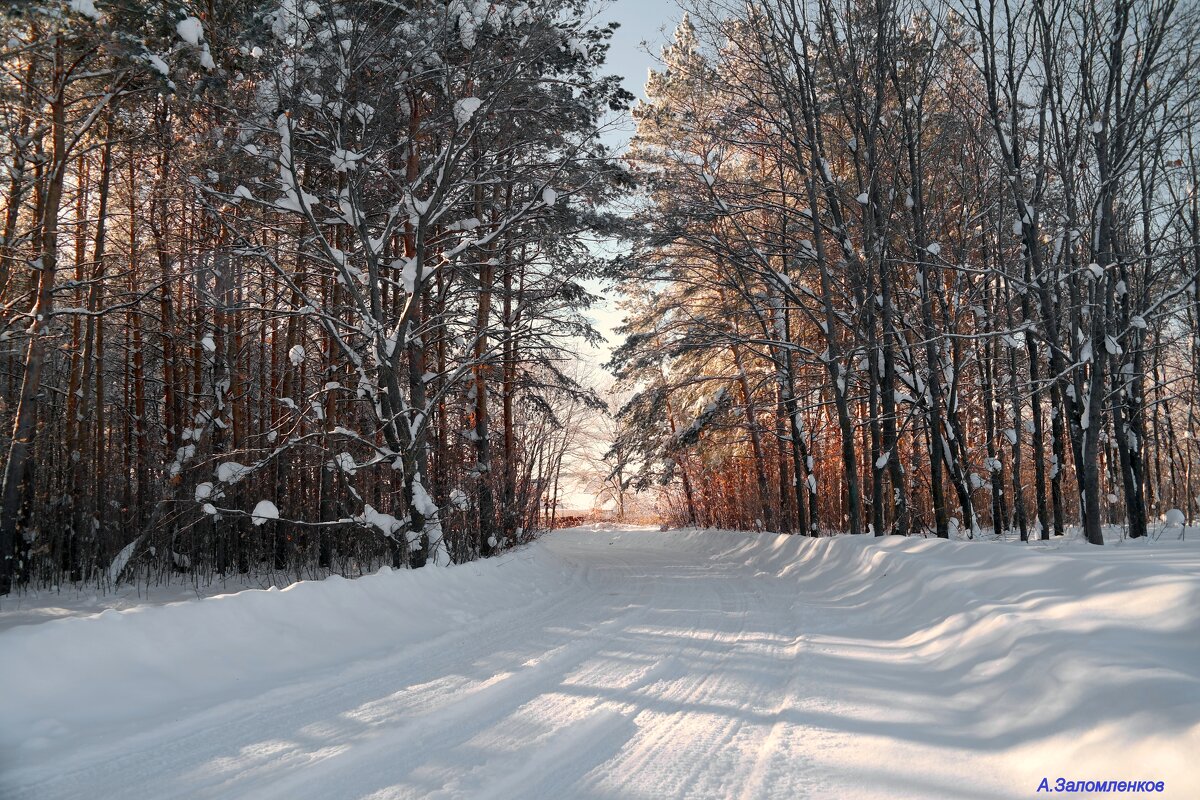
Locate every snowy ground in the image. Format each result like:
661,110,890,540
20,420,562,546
2,527,1198,799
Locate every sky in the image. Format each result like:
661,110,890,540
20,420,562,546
598,0,682,119
559,0,682,511
577,0,681,362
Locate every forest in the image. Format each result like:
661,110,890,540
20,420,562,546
614,0,1200,544
0,0,633,592
3,1,1200,798
2,0,1199,596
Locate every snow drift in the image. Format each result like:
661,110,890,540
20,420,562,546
0,550,581,769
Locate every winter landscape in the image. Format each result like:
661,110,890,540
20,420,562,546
2,0,1199,797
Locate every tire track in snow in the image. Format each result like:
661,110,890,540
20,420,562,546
8,530,832,800
734,625,819,800
579,555,775,798
9,527,1198,799
308,537,685,799
245,600,658,800
3,548,609,799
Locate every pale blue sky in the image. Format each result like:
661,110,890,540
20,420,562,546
565,1,682,510
580,0,681,368
598,0,682,116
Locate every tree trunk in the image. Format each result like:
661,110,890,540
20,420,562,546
0,38,67,593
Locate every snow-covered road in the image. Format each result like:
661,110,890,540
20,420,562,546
3,527,1198,799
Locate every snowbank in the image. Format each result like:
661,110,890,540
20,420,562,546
0,573,307,631
650,528,1200,792
0,546,580,762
